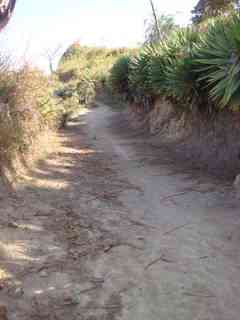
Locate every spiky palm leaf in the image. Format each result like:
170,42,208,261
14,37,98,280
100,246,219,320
195,14,240,110
128,44,158,98
149,28,201,106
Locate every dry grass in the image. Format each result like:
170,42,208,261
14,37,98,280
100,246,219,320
0,62,63,186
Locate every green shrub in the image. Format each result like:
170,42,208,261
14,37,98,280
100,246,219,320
109,56,131,96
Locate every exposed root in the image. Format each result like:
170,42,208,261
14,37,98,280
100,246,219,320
113,210,159,230
104,241,144,253
183,292,216,298
160,191,190,203
120,215,158,230
162,223,191,236
144,255,175,270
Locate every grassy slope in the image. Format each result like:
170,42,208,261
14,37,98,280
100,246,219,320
57,43,136,108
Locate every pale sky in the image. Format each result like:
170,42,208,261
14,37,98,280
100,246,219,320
0,0,197,71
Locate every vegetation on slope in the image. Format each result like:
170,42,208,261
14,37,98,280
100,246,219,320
0,59,65,179
57,43,136,108
109,13,240,114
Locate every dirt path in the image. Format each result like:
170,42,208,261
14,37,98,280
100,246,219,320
0,104,240,320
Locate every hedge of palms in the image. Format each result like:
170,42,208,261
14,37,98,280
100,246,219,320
109,13,240,113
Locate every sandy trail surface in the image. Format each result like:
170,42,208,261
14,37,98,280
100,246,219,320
0,104,240,320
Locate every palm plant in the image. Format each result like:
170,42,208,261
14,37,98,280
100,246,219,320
109,13,240,114
128,45,158,100
195,14,240,110
149,28,201,108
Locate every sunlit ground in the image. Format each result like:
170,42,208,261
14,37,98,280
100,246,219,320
0,268,12,281
1,241,37,262
17,224,43,232
22,127,96,190
23,176,70,190
77,108,91,116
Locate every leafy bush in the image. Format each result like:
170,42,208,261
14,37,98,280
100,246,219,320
109,56,131,96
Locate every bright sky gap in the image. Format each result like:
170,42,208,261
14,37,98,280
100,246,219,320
0,0,197,71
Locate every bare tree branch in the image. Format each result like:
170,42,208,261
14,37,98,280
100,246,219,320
44,45,63,74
